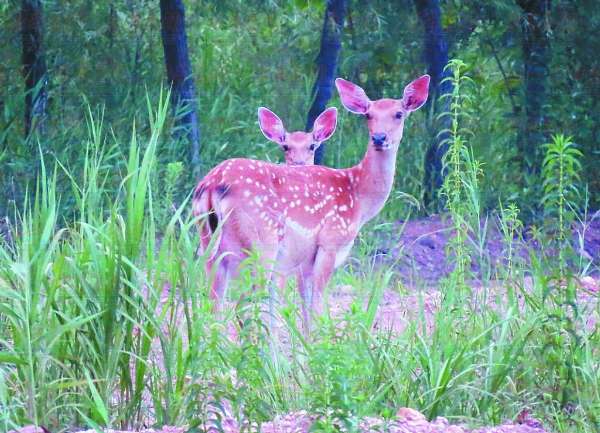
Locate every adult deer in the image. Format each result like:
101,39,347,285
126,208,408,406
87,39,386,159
193,74,429,331
258,107,330,166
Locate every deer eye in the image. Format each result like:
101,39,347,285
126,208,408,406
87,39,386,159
282,145,289,151
395,111,403,119
309,143,317,151
365,113,372,120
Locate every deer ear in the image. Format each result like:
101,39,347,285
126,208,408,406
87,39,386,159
258,107,286,143
402,75,430,112
312,107,337,143
335,78,370,114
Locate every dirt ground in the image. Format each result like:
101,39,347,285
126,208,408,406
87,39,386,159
13,407,549,433
375,212,600,286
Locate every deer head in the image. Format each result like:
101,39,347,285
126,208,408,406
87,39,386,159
258,107,337,165
335,75,430,152
334,75,430,223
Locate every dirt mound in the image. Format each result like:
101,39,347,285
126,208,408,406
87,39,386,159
376,212,600,285
257,408,547,433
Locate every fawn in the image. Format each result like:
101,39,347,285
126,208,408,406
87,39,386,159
258,106,335,166
193,74,429,331
259,107,332,295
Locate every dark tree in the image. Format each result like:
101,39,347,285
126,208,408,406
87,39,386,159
306,0,346,165
21,0,48,136
516,0,550,176
414,0,452,208
159,0,201,170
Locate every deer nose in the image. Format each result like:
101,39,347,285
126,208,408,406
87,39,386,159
372,133,387,146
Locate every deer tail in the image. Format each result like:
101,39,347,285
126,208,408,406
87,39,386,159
192,183,230,260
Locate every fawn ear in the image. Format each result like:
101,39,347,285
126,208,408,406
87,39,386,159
402,75,430,112
312,107,337,143
258,107,286,143
335,78,370,114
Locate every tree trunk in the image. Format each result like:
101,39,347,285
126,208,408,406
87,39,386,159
159,0,201,170
306,0,346,165
414,0,452,208
516,0,550,176
21,0,48,137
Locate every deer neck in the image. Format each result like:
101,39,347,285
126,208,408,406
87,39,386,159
350,144,398,225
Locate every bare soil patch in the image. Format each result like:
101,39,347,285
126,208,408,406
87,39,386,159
374,213,600,285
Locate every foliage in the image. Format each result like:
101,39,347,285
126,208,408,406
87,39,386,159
2,1,598,214
0,1,599,432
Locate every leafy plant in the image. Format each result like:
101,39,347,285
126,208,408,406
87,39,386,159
541,134,582,277
439,59,480,291
497,201,524,282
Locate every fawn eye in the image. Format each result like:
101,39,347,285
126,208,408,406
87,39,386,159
365,113,372,120
395,111,403,119
282,145,289,151
309,143,317,151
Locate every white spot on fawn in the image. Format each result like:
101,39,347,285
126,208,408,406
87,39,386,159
286,219,319,238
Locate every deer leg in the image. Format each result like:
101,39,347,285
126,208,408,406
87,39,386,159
257,248,280,337
276,273,288,292
310,248,336,320
265,266,283,365
206,256,229,315
296,248,336,333
296,271,314,335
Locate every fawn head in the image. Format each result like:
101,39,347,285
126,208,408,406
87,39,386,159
335,75,430,151
258,107,337,165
